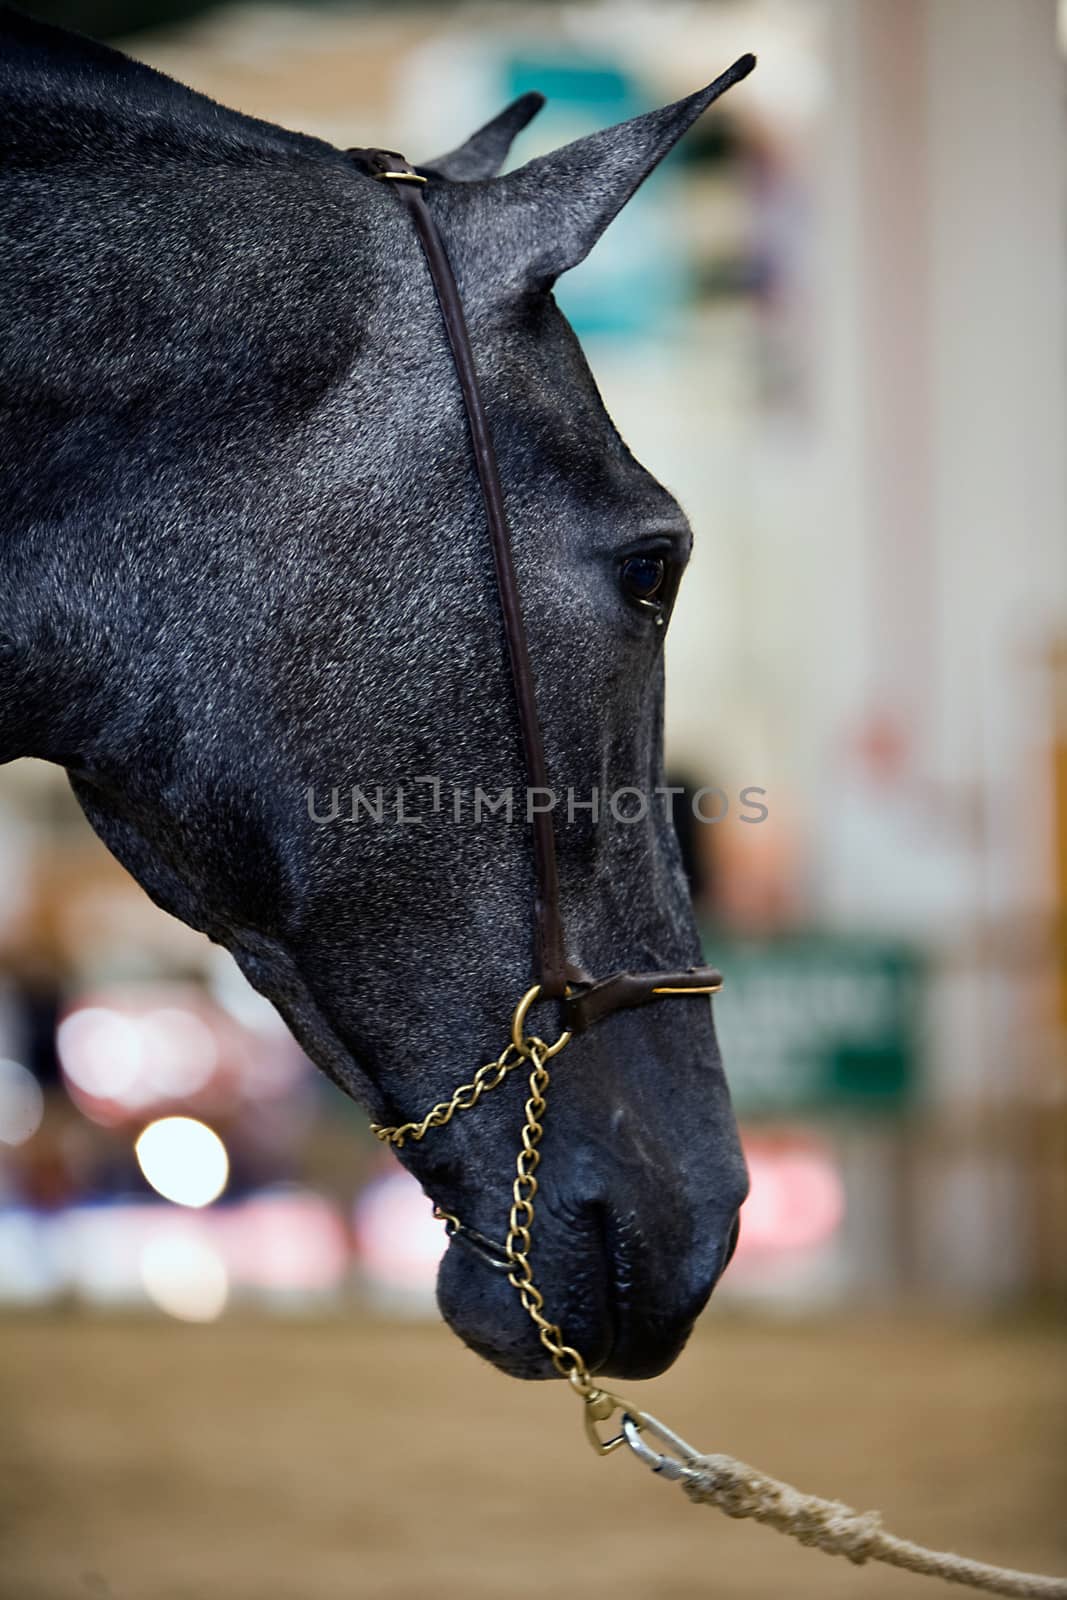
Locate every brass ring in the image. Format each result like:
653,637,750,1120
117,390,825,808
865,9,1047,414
511,984,572,1060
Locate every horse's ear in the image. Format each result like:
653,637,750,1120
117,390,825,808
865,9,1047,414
482,55,755,287
422,91,546,182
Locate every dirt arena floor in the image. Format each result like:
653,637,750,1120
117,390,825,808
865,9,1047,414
0,1310,1064,1600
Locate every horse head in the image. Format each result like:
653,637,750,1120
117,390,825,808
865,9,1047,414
0,8,750,1380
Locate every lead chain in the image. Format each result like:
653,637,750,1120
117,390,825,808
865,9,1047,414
371,991,621,1434
369,1041,524,1149
503,1040,592,1392
371,1000,597,1396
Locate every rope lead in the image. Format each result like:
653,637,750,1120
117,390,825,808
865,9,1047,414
619,1409,1067,1599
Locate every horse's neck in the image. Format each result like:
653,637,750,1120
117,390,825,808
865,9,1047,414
1,9,330,170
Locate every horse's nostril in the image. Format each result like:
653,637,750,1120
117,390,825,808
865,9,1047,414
722,1213,741,1273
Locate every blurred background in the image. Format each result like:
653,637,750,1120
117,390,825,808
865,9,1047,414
1,2,1065,1597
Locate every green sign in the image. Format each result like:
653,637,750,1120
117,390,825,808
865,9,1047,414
702,929,923,1117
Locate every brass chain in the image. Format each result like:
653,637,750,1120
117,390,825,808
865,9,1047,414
371,989,594,1391
502,1041,592,1392
370,1041,525,1149
371,985,632,1445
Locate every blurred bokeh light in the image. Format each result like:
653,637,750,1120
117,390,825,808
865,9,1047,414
135,1118,230,1209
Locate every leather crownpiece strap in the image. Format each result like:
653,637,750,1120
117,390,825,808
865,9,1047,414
349,147,722,1030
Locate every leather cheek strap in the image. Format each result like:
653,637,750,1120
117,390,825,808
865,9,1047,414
349,150,724,1030
348,145,569,1000
564,966,723,1033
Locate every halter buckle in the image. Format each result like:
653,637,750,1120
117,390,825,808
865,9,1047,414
346,147,428,184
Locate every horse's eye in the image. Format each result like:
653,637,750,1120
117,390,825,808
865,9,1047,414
620,554,667,606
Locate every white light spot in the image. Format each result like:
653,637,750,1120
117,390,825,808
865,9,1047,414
140,1228,229,1321
135,1117,229,1208
0,1059,44,1146
58,1008,142,1098
141,1010,219,1098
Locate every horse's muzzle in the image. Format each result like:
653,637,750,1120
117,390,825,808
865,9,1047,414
435,1201,742,1382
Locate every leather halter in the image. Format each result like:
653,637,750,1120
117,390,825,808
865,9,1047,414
347,147,721,1032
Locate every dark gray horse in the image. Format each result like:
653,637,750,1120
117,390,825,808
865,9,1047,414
0,7,750,1380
